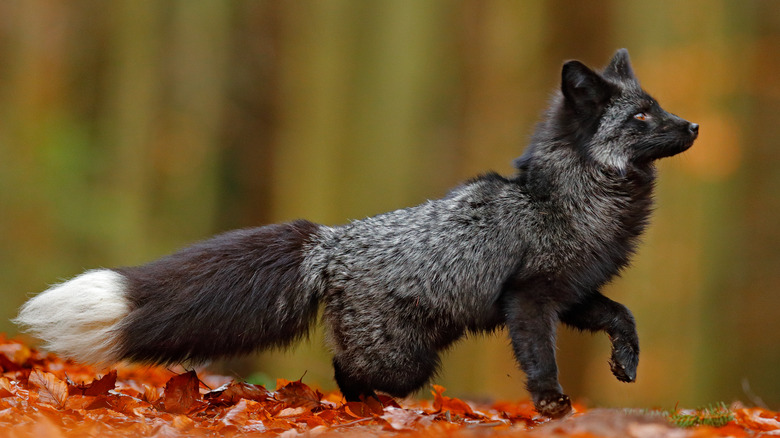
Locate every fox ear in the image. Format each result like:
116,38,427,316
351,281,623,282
603,48,636,81
561,60,614,108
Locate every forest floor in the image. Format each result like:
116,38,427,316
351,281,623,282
0,335,777,437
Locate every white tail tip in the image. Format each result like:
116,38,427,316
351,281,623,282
15,269,131,365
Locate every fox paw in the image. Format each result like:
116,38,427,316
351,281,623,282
534,393,572,419
609,344,638,382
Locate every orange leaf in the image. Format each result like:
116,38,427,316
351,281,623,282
172,414,195,431
143,383,161,404
430,384,479,418
205,381,270,405
220,398,251,428
493,399,542,426
64,394,99,410
0,340,32,367
735,407,780,433
377,394,401,409
275,378,292,390
381,406,433,431
67,370,117,396
344,401,379,418
297,411,329,428
157,370,202,414
111,394,157,419
28,369,68,409
263,417,297,433
275,379,322,410
0,376,14,398
0,353,21,372
690,423,749,437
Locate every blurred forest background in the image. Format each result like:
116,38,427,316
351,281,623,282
1,1,778,411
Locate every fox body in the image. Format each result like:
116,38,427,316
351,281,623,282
16,49,698,418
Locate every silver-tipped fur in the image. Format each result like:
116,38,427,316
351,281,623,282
14,269,130,365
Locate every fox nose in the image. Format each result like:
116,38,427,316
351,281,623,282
688,123,699,137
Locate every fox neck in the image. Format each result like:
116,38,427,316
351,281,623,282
520,144,657,244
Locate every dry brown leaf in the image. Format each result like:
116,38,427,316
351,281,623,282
275,379,322,411
28,369,68,409
344,400,380,418
205,380,270,405
431,384,481,419
67,369,117,396
1,336,779,437
735,407,780,433
157,370,202,414
143,383,161,404
0,339,32,366
0,377,14,398
381,406,434,431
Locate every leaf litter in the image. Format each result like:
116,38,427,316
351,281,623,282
0,334,776,437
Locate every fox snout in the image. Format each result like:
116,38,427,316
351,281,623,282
673,120,699,156
662,112,699,155
633,116,698,161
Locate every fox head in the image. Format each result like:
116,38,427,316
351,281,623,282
518,49,698,174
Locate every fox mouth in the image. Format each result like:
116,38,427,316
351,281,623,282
665,121,699,157
680,124,699,152
680,135,697,152
635,133,698,162
670,136,697,157
661,122,699,158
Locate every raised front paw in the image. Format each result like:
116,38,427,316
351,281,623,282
533,392,572,419
609,340,638,382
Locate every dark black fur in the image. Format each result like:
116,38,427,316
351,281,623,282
115,220,321,363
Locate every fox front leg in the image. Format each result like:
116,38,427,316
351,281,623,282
559,292,639,383
503,292,572,419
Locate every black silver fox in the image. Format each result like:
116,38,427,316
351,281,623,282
16,49,698,418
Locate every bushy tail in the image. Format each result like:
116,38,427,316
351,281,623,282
15,220,327,365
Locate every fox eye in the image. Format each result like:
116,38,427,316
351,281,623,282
633,112,649,121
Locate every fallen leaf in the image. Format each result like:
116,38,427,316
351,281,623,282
735,407,780,433
381,406,433,431
278,406,308,417
690,423,750,437
275,379,322,410
28,369,68,409
143,383,161,404
431,384,480,418
344,401,381,418
63,394,98,410
0,354,21,373
3,336,780,437
67,370,117,396
205,381,270,405
220,398,250,428
0,340,32,366
0,377,14,398
157,370,202,414
171,414,195,431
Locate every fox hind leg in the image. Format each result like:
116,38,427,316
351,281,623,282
332,345,439,401
333,357,377,402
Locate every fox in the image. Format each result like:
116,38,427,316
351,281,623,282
15,49,698,418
